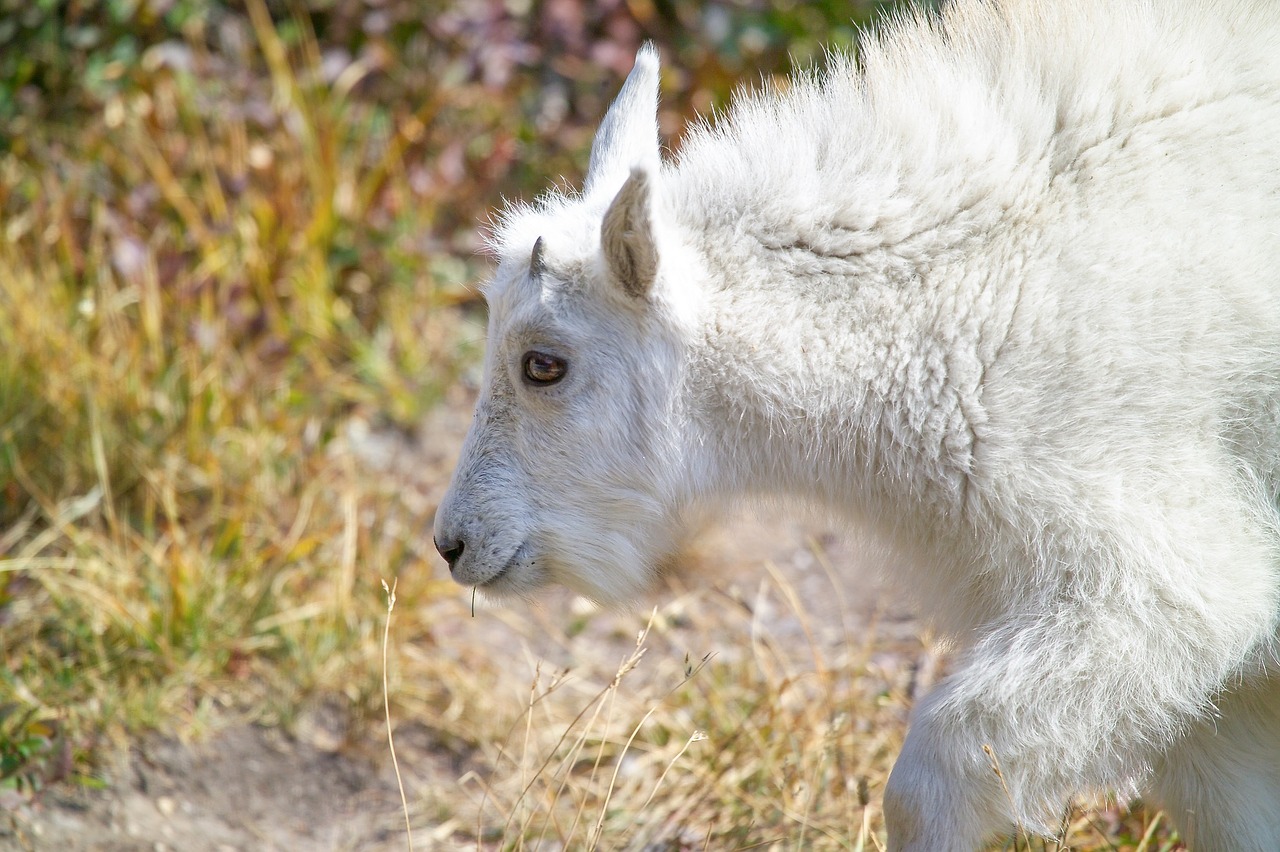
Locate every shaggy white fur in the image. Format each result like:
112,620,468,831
434,1,1280,848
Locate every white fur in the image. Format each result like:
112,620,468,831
434,2,1280,848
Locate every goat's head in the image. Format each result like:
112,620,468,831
433,46,703,604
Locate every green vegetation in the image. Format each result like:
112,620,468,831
1,1,1178,847
1,0,478,797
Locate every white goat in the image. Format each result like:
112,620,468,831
434,1,1280,848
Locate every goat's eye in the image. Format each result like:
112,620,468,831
521,351,567,386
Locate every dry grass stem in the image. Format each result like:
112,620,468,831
381,578,413,851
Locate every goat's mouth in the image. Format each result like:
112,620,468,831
474,543,527,592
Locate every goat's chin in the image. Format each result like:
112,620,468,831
541,550,661,610
467,557,551,603
507,522,654,605
552,569,652,611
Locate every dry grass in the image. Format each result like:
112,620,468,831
2,4,1189,850
0,0,468,790
400,555,1185,850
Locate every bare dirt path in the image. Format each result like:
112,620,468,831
2,388,924,852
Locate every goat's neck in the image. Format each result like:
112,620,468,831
681,236,992,523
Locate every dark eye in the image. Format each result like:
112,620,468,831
521,351,568,386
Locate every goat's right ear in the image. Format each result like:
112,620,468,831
584,44,661,199
601,166,658,299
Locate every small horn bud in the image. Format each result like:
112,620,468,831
529,237,546,278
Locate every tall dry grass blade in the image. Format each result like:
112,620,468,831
641,729,707,811
381,578,414,852
761,557,830,681
486,663,580,842
86,398,118,536
543,665,621,846
338,490,358,622
1134,808,1167,851
591,702,659,850
983,743,1031,851
516,660,544,848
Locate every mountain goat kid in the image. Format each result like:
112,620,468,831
433,1,1280,848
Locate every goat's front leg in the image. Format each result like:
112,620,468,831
883,657,1136,850
1149,667,1280,852
882,604,1266,850
881,467,1280,851
883,689,1011,851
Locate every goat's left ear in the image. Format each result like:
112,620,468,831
601,166,658,299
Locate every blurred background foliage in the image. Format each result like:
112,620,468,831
2,0,914,239
0,0,905,803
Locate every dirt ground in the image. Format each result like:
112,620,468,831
1,388,927,852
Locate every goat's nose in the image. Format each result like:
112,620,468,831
433,535,465,571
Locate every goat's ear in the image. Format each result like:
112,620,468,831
585,44,661,198
601,166,658,299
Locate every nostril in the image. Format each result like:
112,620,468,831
434,535,465,570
